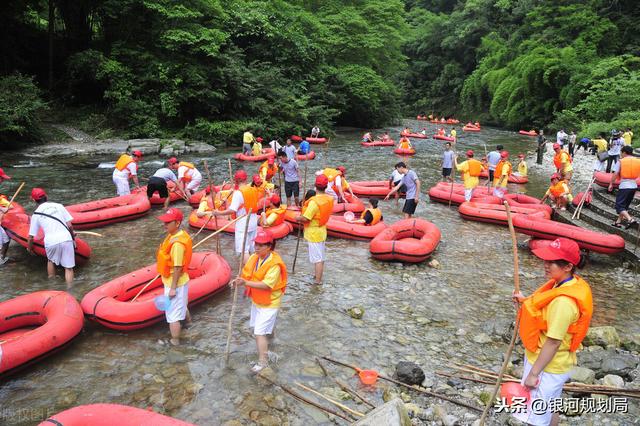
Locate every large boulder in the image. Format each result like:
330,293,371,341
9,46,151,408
395,361,425,386
583,326,620,348
599,354,638,380
128,138,161,155
621,334,640,353
354,398,411,426
186,141,217,154
570,366,596,384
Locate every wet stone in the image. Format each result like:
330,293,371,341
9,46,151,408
570,366,596,384
347,306,365,319
584,326,621,348
473,333,492,344
395,361,425,386
600,354,638,379
603,374,625,388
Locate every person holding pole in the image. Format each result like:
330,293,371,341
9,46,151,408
511,238,592,426
156,207,192,346
230,230,287,373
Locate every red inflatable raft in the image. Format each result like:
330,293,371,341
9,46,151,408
519,130,537,136
512,215,625,254
394,148,416,156
66,192,151,229
463,125,480,132
39,404,195,426
296,151,316,161
593,171,640,189
81,252,231,330
234,148,276,162
188,211,292,240
350,181,403,198
361,140,395,147
572,191,592,207
370,218,441,263
325,215,387,241
1,210,92,263
135,182,184,206
428,182,498,206
400,132,428,139
306,137,328,144
458,202,550,226
479,170,529,184
434,135,455,141
0,291,84,378
188,184,234,208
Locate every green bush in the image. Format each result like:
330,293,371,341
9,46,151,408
184,119,261,146
0,74,46,146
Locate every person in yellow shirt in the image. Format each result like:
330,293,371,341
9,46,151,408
454,150,485,201
252,137,263,156
156,208,193,346
243,129,255,155
512,238,592,426
492,151,512,198
231,230,287,373
258,157,278,190
450,128,457,143
296,175,334,285
622,128,633,146
513,154,528,177
552,143,573,182
260,195,287,227
0,167,13,265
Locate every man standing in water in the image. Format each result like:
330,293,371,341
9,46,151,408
385,162,420,219
112,150,142,196
297,175,334,285
278,151,300,206
536,130,546,165
156,207,192,346
442,142,455,182
486,145,503,185
27,188,76,286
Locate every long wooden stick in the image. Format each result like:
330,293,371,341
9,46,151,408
448,151,456,208
130,214,247,303
200,161,221,253
224,208,252,363
228,158,233,182
573,175,596,220
302,157,308,198
478,203,521,425
321,356,482,412
74,231,103,237
316,357,376,409
292,226,302,273
294,382,365,418
6,182,25,209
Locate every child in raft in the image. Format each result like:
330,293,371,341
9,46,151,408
513,154,528,177
511,237,592,426
345,198,383,225
231,230,287,373
540,173,572,211
398,137,412,150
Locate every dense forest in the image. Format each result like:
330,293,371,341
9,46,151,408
1,0,639,146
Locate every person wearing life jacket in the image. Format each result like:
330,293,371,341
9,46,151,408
231,230,287,373
252,137,264,156
27,188,76,286
513,153,528,177
398,137,412,150
321,166,353,203
610,145,640,229
260,195,287,228
156,207,193,346
196,184,233,217
552,143,573,182
454,150,485,202
437,127,445,136
0,167,13,265
296,174,334,285
148,157,181,208
112,150,142,196
213,171,262,262
485,145,503,186
258,157,278,188
492,151,512,199
540,173,571,211
177,160,203,195
346,198,383,226
362,132,373,143
511,238,592,426
450,127,457,142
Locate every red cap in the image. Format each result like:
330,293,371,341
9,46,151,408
256,137,263,142
518,153,525,158
466,150,474,157
0,167,11,179
167,157,178,165
337,166,346,174
550,173,560,180
234,170,247,182
254,230,274,245
157,207,184,223
553,143,560,150
532,237,581,266
270,194,281,205
315,174,329,189
31,187,47,201
500,151,509,158
267,157,275,165
133,150,143,157
252,175,263,186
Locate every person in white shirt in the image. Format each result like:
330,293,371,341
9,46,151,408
112,150,142,196
176,160,203,195
148,158,180,208
311,126,320,138
269,139,283,153
556,129,567,146
27,188,76,286
486,145,503,185
388,166,406,205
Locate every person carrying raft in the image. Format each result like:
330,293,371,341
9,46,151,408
148,157,181,208
540,173,571,211
345,198,382,225
231,229,287,373
454,150,484,202
112,150,142,196
156,207,193,346
0,167,13,265
176,160,203,196
511,237,592,426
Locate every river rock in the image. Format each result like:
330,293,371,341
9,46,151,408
347,306,365,319
603,374,625,388
434,405,459,426
473,333,492,344
621,334,640,352
128,138,161,154
599,354,638,379
570,366,596,384
160,146,175,156
427,259,440,269
482,318,514,343
577,347,607,370
395,361,425,385
354,398,411,426
583,326,620,348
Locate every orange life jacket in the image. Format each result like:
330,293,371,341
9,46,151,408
115,154,135,172
238,185,260,214
399,140,411,149
265,205,287,226
620,156,640,179
302,194,334,226
467,159,483,177
259,162,277,182
179,162,195,182
361,208,382,225
241,252,288,305
549,181,567,198
518,276,593,353
495,160,512,180
553,151,571,171
156,230,193,278
323,168,340,182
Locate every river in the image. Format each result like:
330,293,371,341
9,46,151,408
0,121,638,425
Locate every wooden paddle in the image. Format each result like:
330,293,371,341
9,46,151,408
479,201,522,425
224,208,253,363
74,231,103,237
130,213,248,303
5,182,25,209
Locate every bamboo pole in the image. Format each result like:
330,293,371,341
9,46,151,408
294,382,365,418
316,357,376,409
448,150,457,208
573,175,596,220
5,182,25,209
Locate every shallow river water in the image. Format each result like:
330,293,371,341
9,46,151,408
0,121,638,425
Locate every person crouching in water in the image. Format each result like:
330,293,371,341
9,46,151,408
540,173,571,211
156,207,192,346
345,198,383,225
231,230,287,373
512,238,592,426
